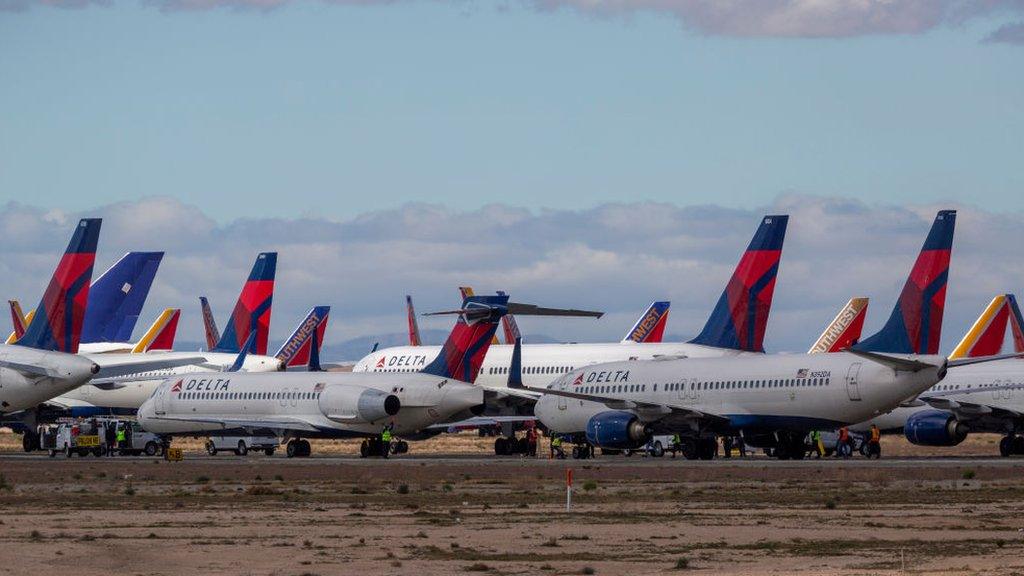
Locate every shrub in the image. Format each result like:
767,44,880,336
674,557,690,570
582,481,597,491
962,469,976,480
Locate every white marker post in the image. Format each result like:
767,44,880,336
566,468,573,511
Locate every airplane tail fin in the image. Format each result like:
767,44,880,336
199,296,220,351
421,295,602,383
496,290,520,344
949,295,1011,360
7,300,28,344
854,210,956,355
81,251,163,344
688,215,788,353
622,301,671,344
1009,294,1024,354
16,218,102,353
227,331,258,372
406,295,422,346
213,252,277,355
460,286,500,345
808,298,869,354
274,306,330,367
131,308,181,353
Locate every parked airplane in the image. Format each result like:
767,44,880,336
138,294,602,457
525,210,988,460
807,298,868,354
355,215,789,389
6,251,165,353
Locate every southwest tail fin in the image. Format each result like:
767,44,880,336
1009,294,1024,354
853,210,956,355
274,306,330,367
213,252,277,355
7,300,28,344
199,296,220,351
808,298,869,353
131,308,181,353
688,215,788,353
949,295,1011,360
406,295,422,346
421,295,602,383
16,218,102,353
460,286,500,345
622,301,671,344
81,251,163,343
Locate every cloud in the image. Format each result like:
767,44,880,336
985,21,1024,43
9,0,1024,43
2,195,1024,357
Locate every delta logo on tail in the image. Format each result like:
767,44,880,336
808,298,868,354
689,215,788,353
623,301,670,344
854,210,955,355
213,252,277,355
421,294,508,383
16,219,102,354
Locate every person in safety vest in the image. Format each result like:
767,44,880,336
380,424,393,459
116,425,127,453
837,427,852,458
867,424,882,459
551,435,566,459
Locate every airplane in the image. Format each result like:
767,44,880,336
6,251,165,353
807,298,868,354
354,215,790,388
137,294,602,458
875,294,1024,456
522,210,998,460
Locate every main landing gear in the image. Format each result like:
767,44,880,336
999,434,1024,457
286,439,311,458
769,432,807,460
360,438,409,458
679,437,717,460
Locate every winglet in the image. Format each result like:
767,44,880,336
228,330,258,372
949,295,1011,360
808,298,869,354
508,337,523,389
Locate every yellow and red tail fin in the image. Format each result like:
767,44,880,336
7,300,29,344
131,308,181,353
808,297,869,353
949,295,1012,360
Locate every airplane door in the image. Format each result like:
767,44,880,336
846,363,862,401
153,385,168,415
557,381,567,411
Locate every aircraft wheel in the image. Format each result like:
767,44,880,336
1000,436,1013,457
682,441,699,460
287,440,300,458
697,438,717,460
298,440,311,457
359,440,369,458
1013,436,1024,454
494,437,507,456
22,432,39,453
264,447,275,456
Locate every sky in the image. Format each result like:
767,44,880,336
1,1,1023,356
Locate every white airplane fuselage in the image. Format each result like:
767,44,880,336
0,345,99,413
535,353,945,436
137,371,484,438
355,342,752,388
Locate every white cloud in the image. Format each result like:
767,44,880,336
2,194,1023,356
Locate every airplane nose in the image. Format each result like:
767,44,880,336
441,383,484,416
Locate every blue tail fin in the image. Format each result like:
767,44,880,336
689,215,788,352
228,330,258,372
507,337,523,389
81,251,164,344
854,210,956,355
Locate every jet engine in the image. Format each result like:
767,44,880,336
318,386,400,424
585,410,650,449
904,409,967,446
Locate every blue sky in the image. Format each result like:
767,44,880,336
1,2,1022,220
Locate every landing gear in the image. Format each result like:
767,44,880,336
286,439,311,458
494,436,529,456
697,437,717,460
571,444,594,460
998,434,1024,457
773,433,806,460
360,438,403,458
22,431,39,453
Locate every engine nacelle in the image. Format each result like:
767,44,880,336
904,409,967,447
585,411,650,449
318,386,400,424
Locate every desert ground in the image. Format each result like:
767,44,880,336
2,432,1024,576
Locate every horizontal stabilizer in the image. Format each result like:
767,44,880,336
845,349,939,372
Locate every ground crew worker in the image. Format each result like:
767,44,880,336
551,435,566,459
525,426,538,457
671,433,681,457
104,422,116,457
115,425,126,455
837,426,851,458
380,424,393,459
811,430,823,458
867,424,881,458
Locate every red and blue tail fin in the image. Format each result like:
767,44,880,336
422,294,508,383
1006,294,1024,354
406,295,422,346
854,210,956,355
274,306,330,367
16,218,102,353
213,252,276,355
199,296,220,351
949,295,1010,360
808,298,868,354
688,215,788,353
82,251,163,344
622,301,670,343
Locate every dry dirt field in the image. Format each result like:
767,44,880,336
3,432,1024,575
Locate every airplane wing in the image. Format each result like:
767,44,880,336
143,414,321,434
426,415,537,431
523,385,729,426
91,356,207,380
921,386,1024,421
